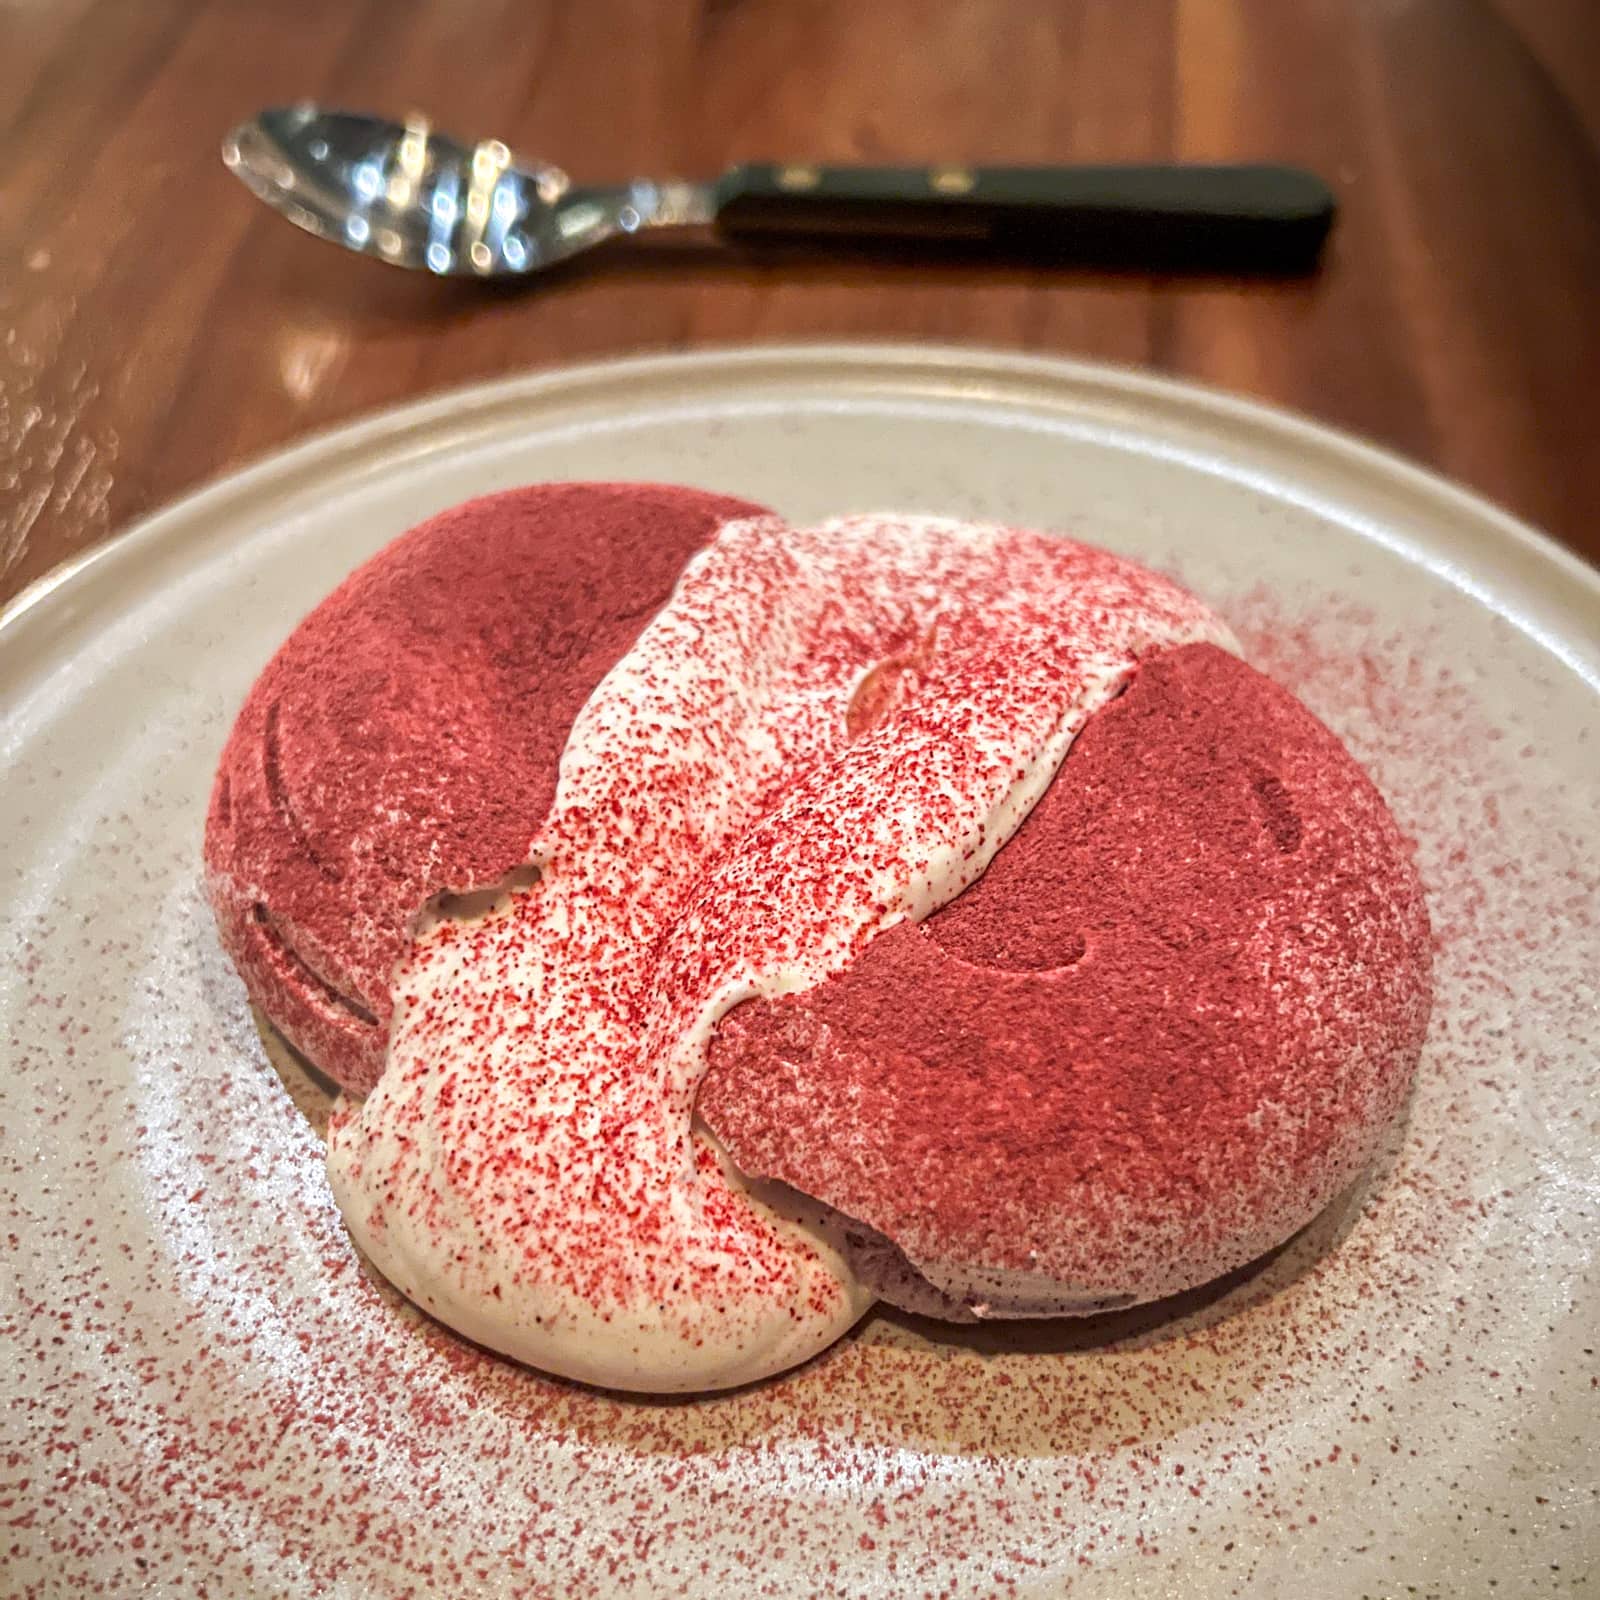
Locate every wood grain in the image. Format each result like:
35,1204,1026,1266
3,0,1597,608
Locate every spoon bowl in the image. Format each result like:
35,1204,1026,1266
223,106,712,276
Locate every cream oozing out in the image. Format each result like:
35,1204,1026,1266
326,514,1234,1392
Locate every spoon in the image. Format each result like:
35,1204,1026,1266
223,105,1336,278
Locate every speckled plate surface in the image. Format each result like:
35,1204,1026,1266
3,345,1596,1600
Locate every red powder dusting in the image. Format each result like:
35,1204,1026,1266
203,483,765,1092
700,644,1433,1309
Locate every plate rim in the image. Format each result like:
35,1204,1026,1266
4,338,1597,649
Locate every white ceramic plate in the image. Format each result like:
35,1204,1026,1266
3,345,1595,1600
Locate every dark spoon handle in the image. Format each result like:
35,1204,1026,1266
712,162,1336,270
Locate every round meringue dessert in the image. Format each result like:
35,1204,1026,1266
205,483,1432,1393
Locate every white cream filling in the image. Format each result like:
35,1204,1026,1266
327,514,1233,1391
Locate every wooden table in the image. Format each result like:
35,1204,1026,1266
4,0,1598,608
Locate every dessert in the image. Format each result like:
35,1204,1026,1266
205,483,1432,1392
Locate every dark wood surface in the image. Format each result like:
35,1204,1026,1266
4,0,1598,608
